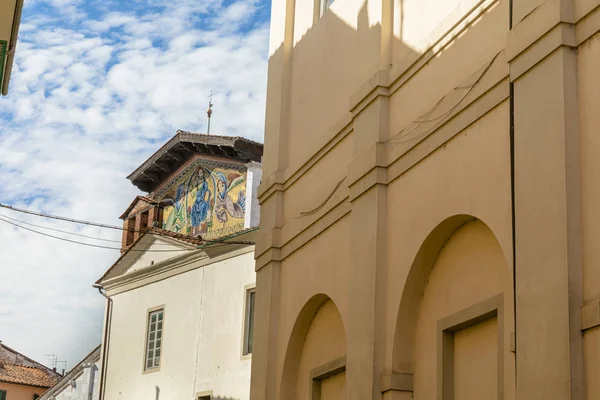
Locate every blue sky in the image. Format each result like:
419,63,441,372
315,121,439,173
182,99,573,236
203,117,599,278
0,0,270,369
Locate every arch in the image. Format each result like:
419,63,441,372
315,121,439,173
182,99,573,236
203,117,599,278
391,214,509,374
280,293,347,400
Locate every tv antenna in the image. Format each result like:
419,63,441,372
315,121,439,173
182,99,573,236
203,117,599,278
44,354,58,368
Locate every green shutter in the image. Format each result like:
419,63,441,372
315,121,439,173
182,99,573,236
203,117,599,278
0,40,7,94
0,389,7,400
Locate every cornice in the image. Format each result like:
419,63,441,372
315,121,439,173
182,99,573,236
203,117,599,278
255,59,509,269
507,0,600,81
257,0,500,202
106,246,254,295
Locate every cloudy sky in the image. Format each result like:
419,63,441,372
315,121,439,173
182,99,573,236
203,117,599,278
0,0,270,370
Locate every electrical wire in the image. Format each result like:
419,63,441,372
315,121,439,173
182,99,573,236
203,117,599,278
385,50,501,145
296,177,347,218
0,202,137,232
0,212,123,243
0,202,253,246
0,216,193,252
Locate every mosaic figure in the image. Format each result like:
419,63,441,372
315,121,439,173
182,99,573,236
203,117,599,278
214,172,246,225
163,184,187,232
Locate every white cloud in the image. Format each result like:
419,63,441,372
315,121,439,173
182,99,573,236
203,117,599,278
0,0,268,368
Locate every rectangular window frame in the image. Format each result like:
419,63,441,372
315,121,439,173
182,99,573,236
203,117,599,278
143,305,165,374
242,285,256,357
437,294,504,400
196,391,212,400
310,356,346,400
0,389,6,400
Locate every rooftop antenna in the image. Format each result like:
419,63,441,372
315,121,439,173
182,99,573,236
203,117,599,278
44,354,58,368
206,91,215,135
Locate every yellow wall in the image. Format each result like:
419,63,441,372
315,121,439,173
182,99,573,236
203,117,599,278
0,382,47,400
252,0,600,399
578,30,600,400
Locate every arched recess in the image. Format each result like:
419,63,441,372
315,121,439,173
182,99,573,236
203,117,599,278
281,294,347,400
391,214,514,399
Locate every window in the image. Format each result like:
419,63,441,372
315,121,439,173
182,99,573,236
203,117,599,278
145,309,164,370
321,0,335,15
0,390,6,400
196,391,212,400
33,395,40,400
243,288,256,355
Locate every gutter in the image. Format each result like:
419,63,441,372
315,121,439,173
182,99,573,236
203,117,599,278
92,284,112,400
2,0,24,96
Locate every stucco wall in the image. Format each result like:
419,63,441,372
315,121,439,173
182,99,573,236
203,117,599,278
578,31,600,400
0,382,47,400
52,363,100,400
103,251,256,400
254,0,600,398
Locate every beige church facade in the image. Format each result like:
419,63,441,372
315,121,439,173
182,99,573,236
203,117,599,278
250,0,600,399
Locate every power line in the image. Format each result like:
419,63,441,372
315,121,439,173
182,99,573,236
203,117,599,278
0,216,193,253
0,213,123,243
0,202,139,232
0,202,254,247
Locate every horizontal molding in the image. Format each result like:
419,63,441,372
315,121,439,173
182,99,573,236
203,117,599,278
507,0,575,62
257,120,353,204
508,0,600,81
381,372,414,393
581,300,600,331
258,0,502,202
256,198,350,270
387,77,509,186
576,3,600,45
255,67,509,269
509,22,576,82
106,246,254,295
259,0,599,206
349,73,390,117
388,0,500,96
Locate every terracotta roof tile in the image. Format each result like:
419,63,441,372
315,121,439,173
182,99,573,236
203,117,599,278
145,228,204,245
0,362,59,388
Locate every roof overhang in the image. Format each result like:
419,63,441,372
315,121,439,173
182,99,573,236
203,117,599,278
96,227,258,292
0,0,24,96
128,130,263,193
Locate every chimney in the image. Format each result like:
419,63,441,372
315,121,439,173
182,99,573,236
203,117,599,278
120,203,164,253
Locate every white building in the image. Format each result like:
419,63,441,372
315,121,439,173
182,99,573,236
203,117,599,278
39,346,100,400
94,131,262,400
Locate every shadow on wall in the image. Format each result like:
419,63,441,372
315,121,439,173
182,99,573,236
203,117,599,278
259,0,510,397
263,0,429,198
263,0,503,177
265,0,422,171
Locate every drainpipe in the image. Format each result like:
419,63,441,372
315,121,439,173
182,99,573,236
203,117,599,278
92,284,112,400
